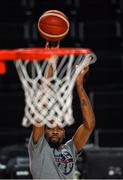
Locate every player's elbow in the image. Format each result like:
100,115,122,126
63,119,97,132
84,117,96,131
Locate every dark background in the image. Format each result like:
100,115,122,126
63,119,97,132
0,0,123,179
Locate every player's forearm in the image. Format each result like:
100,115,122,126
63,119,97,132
32,125,44,144
76,85,95,130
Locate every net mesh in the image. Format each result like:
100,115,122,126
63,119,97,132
15,52,96,128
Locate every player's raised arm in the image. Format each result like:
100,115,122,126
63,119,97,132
32,124,44,144
73,65,95,153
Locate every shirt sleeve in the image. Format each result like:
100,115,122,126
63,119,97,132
28,132,46,153
65,139,78,161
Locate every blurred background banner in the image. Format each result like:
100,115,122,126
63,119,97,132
0,0,123,179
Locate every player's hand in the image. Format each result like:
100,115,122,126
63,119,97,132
76,65,89,86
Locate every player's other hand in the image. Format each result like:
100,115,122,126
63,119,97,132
76,65,89,85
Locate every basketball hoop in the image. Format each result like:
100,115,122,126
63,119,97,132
0,48,97,128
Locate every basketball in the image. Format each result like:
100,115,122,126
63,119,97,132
38,10,70,41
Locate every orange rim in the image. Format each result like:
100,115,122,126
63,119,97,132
0,48,92,61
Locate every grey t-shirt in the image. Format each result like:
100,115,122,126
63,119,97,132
28,133,78,179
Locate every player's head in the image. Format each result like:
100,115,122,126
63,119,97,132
44,123,65,149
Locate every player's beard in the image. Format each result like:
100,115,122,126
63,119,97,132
47,137,63,148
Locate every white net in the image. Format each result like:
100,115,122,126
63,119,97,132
15,52,96,128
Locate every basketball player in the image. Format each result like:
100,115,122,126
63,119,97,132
28,63,95,179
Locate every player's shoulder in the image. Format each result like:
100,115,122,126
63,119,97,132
64,139,73,149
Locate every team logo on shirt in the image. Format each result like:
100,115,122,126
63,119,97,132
53,149,74,175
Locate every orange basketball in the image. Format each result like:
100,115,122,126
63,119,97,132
38,10,70,42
